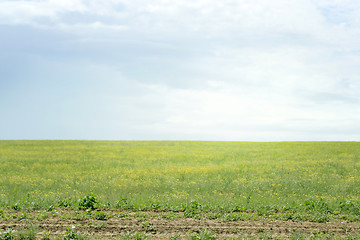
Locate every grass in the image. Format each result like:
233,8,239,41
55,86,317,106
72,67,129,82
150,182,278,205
0,140,360,218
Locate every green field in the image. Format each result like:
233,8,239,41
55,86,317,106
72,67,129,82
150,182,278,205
1,140,359,217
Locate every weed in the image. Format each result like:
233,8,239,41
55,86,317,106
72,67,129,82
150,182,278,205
289,231,306,240
40,231,51,240
338,200,360,215
0,209,9,221
64,211,89,221
63,226,77,240
16,224,38,240
257,230,273,240
257,206,275,217
223,212,244,221
28,201,41,211
17,212,31,221
136,212,150,221
47,205,55,212
141,221,155,233
116,198,135,210
58,198,74,208
118,211,129,219
93,210,107,220
168,234,181,240
150,201,161,209
0,228,16,240
158,212,178,220
205,212,222,220
36,212,49,221
310,230,335,239
304,199,330,214
345,233,360,240
311,213,330,223
78,193,98,210
62,226,86,240
184,201,201,218
118,231,149,240
190,228,216,240
11,203,21,211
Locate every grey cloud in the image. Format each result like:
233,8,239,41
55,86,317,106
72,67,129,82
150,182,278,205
0,25,73,58
1,21,214,88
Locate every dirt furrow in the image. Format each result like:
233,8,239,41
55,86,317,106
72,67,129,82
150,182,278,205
1,213,359,239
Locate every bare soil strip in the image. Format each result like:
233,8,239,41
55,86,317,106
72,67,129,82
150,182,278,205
1,211,359,239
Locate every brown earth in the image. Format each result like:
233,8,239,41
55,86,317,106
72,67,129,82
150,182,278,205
1,210,359,239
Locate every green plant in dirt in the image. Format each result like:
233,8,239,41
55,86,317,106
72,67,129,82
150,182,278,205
256,230,273,240
338,200,360,215
132,232,149,240
118,231,149,240
58,198,74,208
135,212,150,222
16,224,38,240
17,212,31,221
310,230,335,239
116,197,135,210
47,205,55,212
345,233,360,240
289,231,306,240
256,206,275,217
36,212,49,221
205,212,222,220
311,212,330,223
222,212,248,221
141,222,155,233
11,202,21,211
150,201,161,209
63,226,77,240
61,210,89,221
0,209,11,221
40,231,51,240
62,226,86,240
303,199,330,213
184,201,201,218
78,193,98,210
189,228,216,240
118,211,129,219
168,234,181,240
157,211,178,220
93,210,107,220
0,228,16,240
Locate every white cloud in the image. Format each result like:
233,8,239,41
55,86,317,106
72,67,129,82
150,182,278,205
133,80,359,140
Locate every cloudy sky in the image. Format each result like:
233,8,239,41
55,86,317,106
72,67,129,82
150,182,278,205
0,0,359,141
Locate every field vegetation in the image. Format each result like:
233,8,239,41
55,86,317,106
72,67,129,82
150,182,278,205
0,140,359,239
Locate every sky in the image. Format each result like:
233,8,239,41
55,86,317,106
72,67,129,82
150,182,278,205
0,0,359,141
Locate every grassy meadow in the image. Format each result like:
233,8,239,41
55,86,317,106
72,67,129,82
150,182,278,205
0,140,360,218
